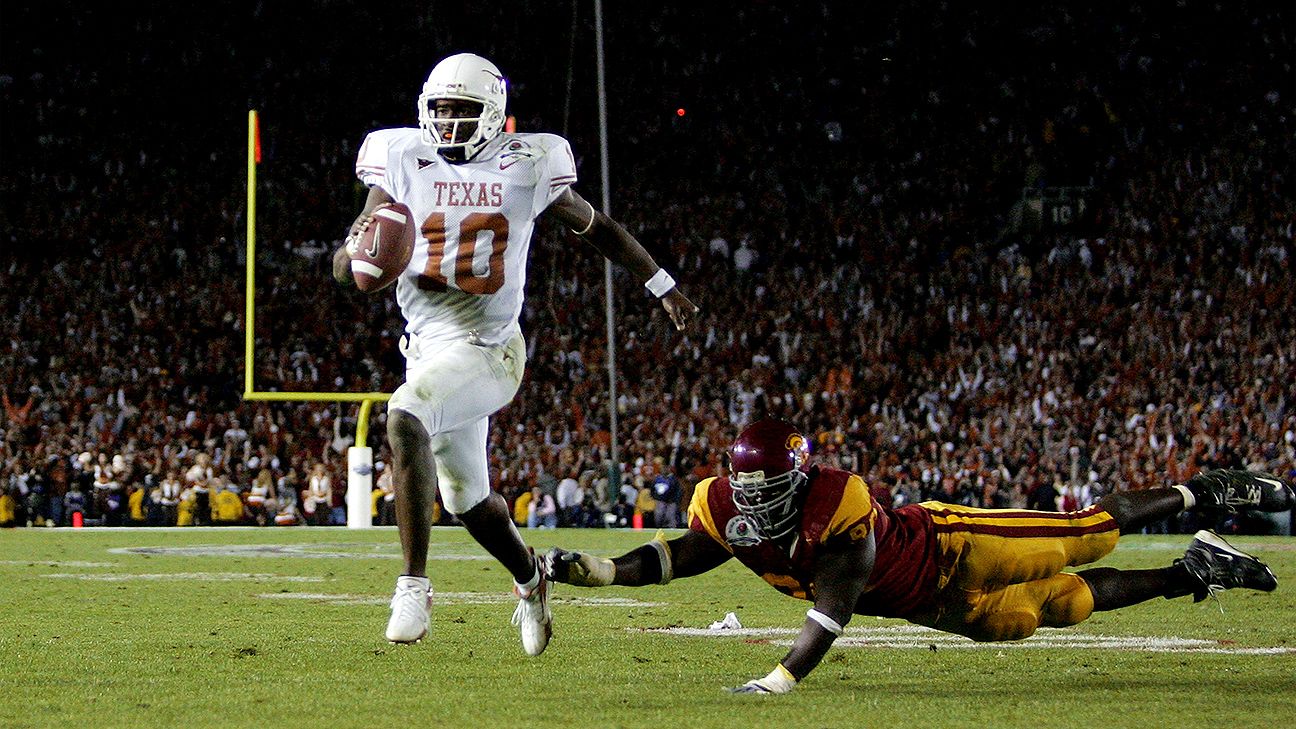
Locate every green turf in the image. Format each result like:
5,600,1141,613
1,527,1293,728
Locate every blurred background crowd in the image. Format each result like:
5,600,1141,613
1,2,1292,534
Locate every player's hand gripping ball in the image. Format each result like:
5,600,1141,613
348,203,415,293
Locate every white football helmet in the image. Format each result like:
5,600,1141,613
417,53,507,159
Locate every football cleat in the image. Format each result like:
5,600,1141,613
386,575,433,644
1185,469,1295,513
1177,530,1278,603
511,551,553,656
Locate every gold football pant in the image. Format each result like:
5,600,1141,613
910,501,1120,642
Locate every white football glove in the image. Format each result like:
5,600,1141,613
545,547,615,587
726,664,797,695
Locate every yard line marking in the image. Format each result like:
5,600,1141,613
258,591,666,608
639,624,1296,655
0,560,116,567
111,544,489,560
44,572,326,582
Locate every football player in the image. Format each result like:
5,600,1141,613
548,418,1293,692
333,53,698,654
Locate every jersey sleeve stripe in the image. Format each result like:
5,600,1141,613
823,474,876,542
686,477,724,543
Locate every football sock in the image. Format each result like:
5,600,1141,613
515,565,541,596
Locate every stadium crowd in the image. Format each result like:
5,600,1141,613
2,3,1292,534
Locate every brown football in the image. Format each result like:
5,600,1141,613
351,202,415,293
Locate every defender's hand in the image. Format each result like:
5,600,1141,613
662,289,698,331
545,547,615,587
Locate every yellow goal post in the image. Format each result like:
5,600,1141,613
244,109,388,527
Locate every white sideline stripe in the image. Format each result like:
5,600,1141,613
351,260,384,277
374,208,407,225
0,560,115,567
640,625,1296,655
258,591,666,608
44,572,325,582
109,544,490,560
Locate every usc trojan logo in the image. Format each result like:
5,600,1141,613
786,434,807,468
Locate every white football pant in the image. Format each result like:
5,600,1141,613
388,332,525,514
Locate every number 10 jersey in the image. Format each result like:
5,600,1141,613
355,128,579,348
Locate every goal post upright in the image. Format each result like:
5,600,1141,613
244,109,388,528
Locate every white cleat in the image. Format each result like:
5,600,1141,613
386,575,433,644
511,563,553,656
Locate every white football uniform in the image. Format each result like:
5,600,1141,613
355,128,578,512
356,128,577,348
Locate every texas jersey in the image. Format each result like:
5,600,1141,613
356,128,578,347
687,467,942,618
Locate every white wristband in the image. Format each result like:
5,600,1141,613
645,269,676,298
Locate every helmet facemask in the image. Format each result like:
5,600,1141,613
418,94,503,158
730,468,807,542
416,53,508,161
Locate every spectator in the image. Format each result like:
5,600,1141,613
274,499,303,526
303,462,332,526
159,470,182,526
512,486,533,528
63,484,86,526
555,474,582,527
212,478,245,526
634,482,658,529
145,487,167,526
189,477,211,527
527,486,558,529
651,468,682,529
374,467,396,526
246,468,275,526
0,487,14,527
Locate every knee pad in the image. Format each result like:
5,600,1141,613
968,610,1040,642
1040,573,1095,628
438,482,489,515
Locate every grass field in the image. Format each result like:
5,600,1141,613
1,527,1293,728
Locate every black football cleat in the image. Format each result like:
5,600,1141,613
1185,469,1296,513
1176,530,1278,603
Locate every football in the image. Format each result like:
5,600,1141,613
350,202,415,293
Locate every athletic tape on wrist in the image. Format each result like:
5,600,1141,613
765,663,798,691
649,530,673,584
644,269,676,298
806,608,844,636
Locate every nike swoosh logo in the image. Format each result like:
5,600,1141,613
499,159,523,170
1256,477,1284,488
366,224,381,257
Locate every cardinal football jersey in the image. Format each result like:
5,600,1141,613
687,467,941,618
355,128,578,347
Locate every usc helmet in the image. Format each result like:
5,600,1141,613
418,53,507,159
728,419,811,541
